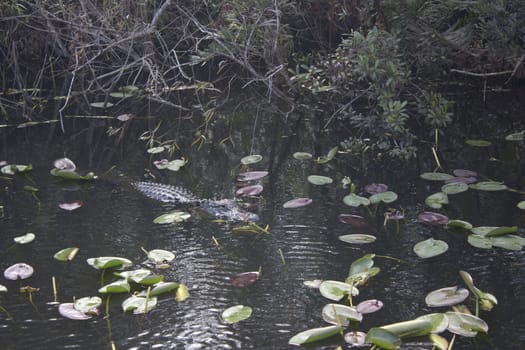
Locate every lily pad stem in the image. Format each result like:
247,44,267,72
0,305,14,321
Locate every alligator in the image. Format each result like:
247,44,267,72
132,181,259,222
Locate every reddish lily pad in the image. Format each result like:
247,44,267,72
356,299,384,314
230,271,260,287
445,176,477,184
53,158,76,172
453,169,477,177
237,171,269,182
364,183,388,194
338,214,368,228
236,184,263,196
283,198,312,208
417,212,449,226
58,303,94,320
4,263,34,280
59,201,83,211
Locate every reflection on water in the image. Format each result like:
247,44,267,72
0,107,525,350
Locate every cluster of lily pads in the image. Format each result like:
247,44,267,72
289,254,497,349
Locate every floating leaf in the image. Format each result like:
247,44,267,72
425,286,469,307
467,235,493,249
237,171,269,181
116,113,132,121
344,331,367,346
459,271,498,310
293,152,312,160
343,193,370,207
50,168,96,180
241,154,262,165
4,263,34,280
303,279,323,289
1,164,32,175
356,299,384,314
380,319,433,338
122,295,157,314
369,191,398,204
146,249,175,264
518,201,525,209
86,257,132,270
445,176,477,184
430,334,449,350
136,275,164,285
453,169,477,177
470,226,499,236
147,146,165,154
316,146,338,164
54,247,79,261
365,327,401,350
413,238,449,258
417,212,449,226
167,159,187,171
221,305,252,324
14,233,35,244
505,131,525,141
236,184,263,196
469,181,507,191
137,282,179,297
58,303,93,320
307,175,333,185
0,285,7,293
54,158,76,172
420,172,454,181
59,201,83,211
338,234,376,244
74,296,102,314
485,226,518,237
445,220,473,230
176,284,189,301
153,210,191,224
283,198,312,208
445,312,488,337
348,254,376,277
416,313,449,334
90,102,114,108
319,280,358,301
338,214,368,228
465,139,491,147
115,269,152,283
364,183,388,194
322,303,362,326
441,182,469,195
491,235,523,250
98,280,131,294
230,271,259,287
289,325,344,346
425,192,448,209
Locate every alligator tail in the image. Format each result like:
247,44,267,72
131,181,200,204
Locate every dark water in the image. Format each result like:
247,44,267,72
1,99,525,350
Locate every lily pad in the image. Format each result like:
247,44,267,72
59,201,83,211
505,131,525,141
98,280,131,294
1,164,33,175
518,201,525,209
445,219,473,230
241,154,263,165
54,247,79,261
316,146,338,164
58,303,93,320
453,169,477,177
90,101,114,108
14,233,35,244
413,238,449,258
74,296,102,314
364,183,388,194
230,271,260,287
485,226,518,237
237,171,269,181
86,256,132,270
303,279,323,289
322,303,363,326
307,175,333,185
289,325,344,346
445,312,488,337
425,192,449,209
221,305,252,324
369,191,398,204
236,184,263,196
50,168,97,180
293,152,312,160
445,176,477,184
380,319,433,338
491,235,523,250
425,286,469,307
0,285,7,293
467,234,493,249
137,281,179,297
417,212,449,226
356,299,384,314
338,214,368,227
54,158,76,172
469,181,508,191
114,269,152,283
146,249,175,264
283,198,312,208
338,234,376,244
319,280,359,301
365,327,401,350
465,139,491,147
176,284,189,301
441,182,469,194
122,295,158,314
4,263,34,280
343,193,370,207
470,226,499,236
416,313,449,334
420,172,454,181
153,211,191,224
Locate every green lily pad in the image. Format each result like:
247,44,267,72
465,139,491,147
176,284,189,301
445,219,473,230
441,182,469,194
445,312,488,337
338,234,376,244
316,146,338,164
425,286,469,307
50,168,97,180
74,296,102,313
98,280,130,294
54,247,79,261
505,131,525,141
241,154,263,165
122,295,157,314
470,226,499,236
321,303,362,326
289,325,344,346
380,319,433,338
369,191,398,204
221,305,252,324
425,192,448,209
153,211,191,224
365,327,401,350
137,281,180,297
420,172,454,181
293,152,313,160
485,226,518,237
343,193,370,207
0,285,7,293
413,238,448,258
146,249,175,264
319,280,359,301
517,201,525,209
491,235,523,250
469,181,507,191
14,233,35,244
416,313,449,334
348,254,376,277
87,256,132,270
307,175,333,185
147,146,165,154
1,164,33,175
467,234,493,249
115,269,152,283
